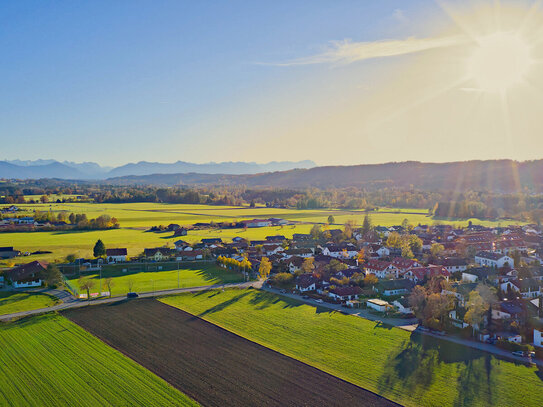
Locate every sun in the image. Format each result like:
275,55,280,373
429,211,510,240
467,32,534,92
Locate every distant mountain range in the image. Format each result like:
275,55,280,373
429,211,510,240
0,159,316,180
105,159,543,193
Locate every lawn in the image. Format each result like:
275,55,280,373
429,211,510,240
66,262,244,297
161,289,543,407
0,291,59,316
0,314,197,406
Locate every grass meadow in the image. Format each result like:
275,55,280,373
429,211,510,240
0,291,60,316
161,289,543,407
0,202,525,264
65,262,244,297
0,314,197,406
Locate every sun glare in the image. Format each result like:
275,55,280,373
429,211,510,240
467,32,533,92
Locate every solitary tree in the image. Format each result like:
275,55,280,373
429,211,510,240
361,214,373,237
104,277,113,297
43,264,63,288
78,277,95,301
93,239,106,258
65,253,77,264
258,257,272,280
327,215,335,225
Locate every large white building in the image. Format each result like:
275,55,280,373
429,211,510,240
474,251,513,268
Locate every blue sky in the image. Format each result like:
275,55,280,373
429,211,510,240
2,1,541,166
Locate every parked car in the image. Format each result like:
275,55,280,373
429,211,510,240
127,292,139,298
512,351,524,357
280,289,287,294
527,351,536,358
302,295,309,299
315,299,323,303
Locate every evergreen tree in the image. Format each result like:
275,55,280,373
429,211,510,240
93,239,106,258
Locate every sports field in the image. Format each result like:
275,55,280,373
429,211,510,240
65,262,244,296
0,314,197,406
1,202,524,263
0,291,59,316
161,289,543,407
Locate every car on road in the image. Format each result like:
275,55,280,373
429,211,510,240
280,289,287,294
127,292,139,298
315,299,323,303
302,295,309,299
511,351,525,357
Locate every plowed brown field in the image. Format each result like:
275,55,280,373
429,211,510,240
64,299,399,407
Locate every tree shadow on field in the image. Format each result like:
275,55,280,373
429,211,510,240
196,292,252,318
248,291,304,311
378,332,497,406
373,320,394,330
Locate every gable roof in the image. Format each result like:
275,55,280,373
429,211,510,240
6,261,47,282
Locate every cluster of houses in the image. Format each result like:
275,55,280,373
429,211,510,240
3,217,543,349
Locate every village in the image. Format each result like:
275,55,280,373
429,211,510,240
3,214,543,359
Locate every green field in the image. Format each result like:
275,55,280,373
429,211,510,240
0,314,197,406
161,289,543,407
66,262,244,297
0,291,59,316
1,202,524,264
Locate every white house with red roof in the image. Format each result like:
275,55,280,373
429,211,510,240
404,265,450,283
364,260,399,279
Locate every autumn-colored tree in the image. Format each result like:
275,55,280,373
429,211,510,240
386,232,402,248
363,273,378,287
357,248,365,264
464,291,489,334
301,257,315,274
430,243,445,258
409,285,427,321
258,257,272,280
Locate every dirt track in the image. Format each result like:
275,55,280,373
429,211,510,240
64,299,400,407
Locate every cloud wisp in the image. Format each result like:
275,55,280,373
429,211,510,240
268,35,469,66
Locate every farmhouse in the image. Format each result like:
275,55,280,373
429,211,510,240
144,248,173,261
0,246,21,259
475,251,513,268
106,248,127,263
242,219,272,228
6,261,47,288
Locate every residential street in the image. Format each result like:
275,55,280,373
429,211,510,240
0,281,258,322
2,281,541,368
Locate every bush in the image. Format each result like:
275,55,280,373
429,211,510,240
270,272,294,287
495,339,534,353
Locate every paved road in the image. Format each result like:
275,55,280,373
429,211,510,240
2,281,540,367
0,281,258,322
261,286,419,329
